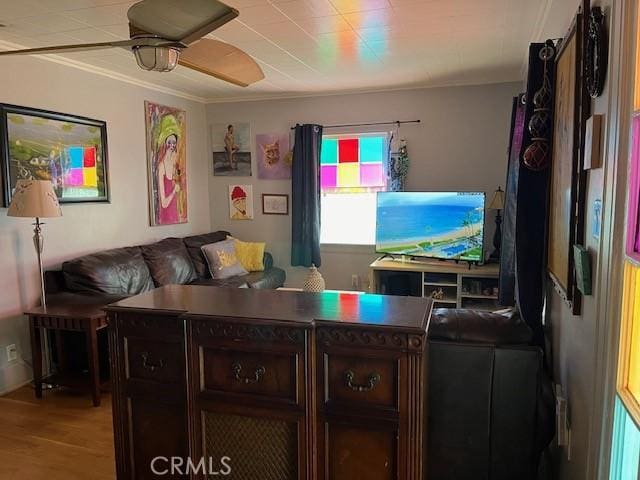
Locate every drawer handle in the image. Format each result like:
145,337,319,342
232,362,266,384
141,352,165,372
345,370,381,392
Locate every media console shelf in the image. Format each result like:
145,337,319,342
370,258,501,310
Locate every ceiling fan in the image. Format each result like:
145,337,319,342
0,0,265,87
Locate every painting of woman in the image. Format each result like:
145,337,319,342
145,101,187,226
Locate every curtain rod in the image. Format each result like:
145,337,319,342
290,120,420,130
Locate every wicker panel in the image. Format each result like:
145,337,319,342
203,411,298,480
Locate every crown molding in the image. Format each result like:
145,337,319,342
0,40,208,104
204,77,523,105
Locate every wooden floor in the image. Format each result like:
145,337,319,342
0,385,115,479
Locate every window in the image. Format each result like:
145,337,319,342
610,397,640,479
611,10,640,473
628,117,640,259
617,262,640,424
320,133,388,244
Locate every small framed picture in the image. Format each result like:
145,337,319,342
262,193,289,215
229,184,253,220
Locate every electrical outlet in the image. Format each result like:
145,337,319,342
351,274,360,290
6,344,17,363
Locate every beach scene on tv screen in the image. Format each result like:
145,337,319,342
376,192,485,261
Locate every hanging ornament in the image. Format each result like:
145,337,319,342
523,41,555,172
586,7,607,98
283,127,294,166
388,121,409,192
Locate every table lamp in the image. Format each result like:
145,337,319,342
7,180,62,308
488,187,504,263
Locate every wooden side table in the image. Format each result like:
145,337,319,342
25,303,108,407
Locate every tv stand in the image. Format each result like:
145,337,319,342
370,258,500,310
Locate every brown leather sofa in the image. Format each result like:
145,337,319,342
45,230,286,305
427,308,555,480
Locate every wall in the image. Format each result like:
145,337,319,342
206,82,521,289
0,56,211,393
537,0,625,478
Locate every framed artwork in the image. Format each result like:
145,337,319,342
548,11,588,314
256,133,292,179
584,114,603,169
262,193,289,215
212,122,252,176
229,184,253,220
593,198,602,241
0,103,109,206
145,101,187,226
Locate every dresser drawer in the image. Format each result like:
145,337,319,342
201,347,300,404
323,352,399,411
125,337,184,385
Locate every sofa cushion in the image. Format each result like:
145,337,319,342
183,231,230,278
428,308,532,345
263,252,274,270
62,246,155,295
189,277,250,288
230,237,265,271
244,268,286,289
140,237,197,286
201,239,248,279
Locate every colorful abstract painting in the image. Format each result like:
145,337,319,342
145,101,187,226
212,122,252,177
0,104,109,206
256,133,291,179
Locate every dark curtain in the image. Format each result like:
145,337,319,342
499,94,527,306
516,43,553,348
291,124,323,267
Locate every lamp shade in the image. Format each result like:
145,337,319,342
7,180,62,218
133,46,180,72
488,187,505,210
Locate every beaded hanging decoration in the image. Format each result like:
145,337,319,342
523,41,556,172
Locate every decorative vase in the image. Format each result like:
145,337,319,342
303,264,325,292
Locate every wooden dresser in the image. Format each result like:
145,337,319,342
105,285,432,480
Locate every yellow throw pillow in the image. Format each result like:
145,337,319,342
229,237,265,272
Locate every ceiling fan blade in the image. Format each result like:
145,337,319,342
128,0,238,45
178,39,265,87
0,40,135,57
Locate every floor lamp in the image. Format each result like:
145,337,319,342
7,180,62,309
488,187,504,263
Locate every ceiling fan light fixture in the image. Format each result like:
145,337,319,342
133,45,180,72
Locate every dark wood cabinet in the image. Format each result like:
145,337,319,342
315,325,427,480
109,313,188,479
324,420,398,480
186,317,310,480
106,286,431,480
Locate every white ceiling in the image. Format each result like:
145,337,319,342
0,0,551,103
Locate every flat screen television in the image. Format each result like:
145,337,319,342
375,191,486,262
